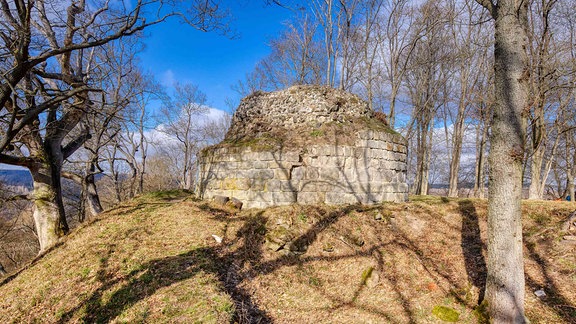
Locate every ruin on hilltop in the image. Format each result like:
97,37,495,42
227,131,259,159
196,85,408,209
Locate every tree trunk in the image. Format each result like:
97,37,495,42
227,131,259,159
482,0,529,322
81,161,103,221
474,123,488,198
528,122,545,199
388,84,399,129
448,100,467,197
29,162,69,253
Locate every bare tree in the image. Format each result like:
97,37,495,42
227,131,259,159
0,0,230,252
446,1,489,197
159,83,209,190
405,0,452,195
380,0,420,128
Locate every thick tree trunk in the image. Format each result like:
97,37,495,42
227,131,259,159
483,1,529,322
29,163,69,253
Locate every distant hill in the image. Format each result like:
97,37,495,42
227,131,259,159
0,192,574,323
0,170,32,189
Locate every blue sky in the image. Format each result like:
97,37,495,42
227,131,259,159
139,1,293,114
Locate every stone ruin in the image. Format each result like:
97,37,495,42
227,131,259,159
196,85,408,209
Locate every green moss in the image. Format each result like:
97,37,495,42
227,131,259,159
473,300,490,324
359,116,400,135
432,305,460,322
310,130,324,137
218,136,282,152
360,266,374,286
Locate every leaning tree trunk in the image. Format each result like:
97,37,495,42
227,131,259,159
29,160,69,253
79,160,103,222
483,0,529,322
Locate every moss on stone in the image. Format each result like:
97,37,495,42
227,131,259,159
432,305,460,322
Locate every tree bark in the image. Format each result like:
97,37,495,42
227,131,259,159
80,162,103,221
448,99,467,197
478,0,529,322
29,162,69,253
474,121,488,198
528,114,545,199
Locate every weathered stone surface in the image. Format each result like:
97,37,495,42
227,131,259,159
229,197,243,210
196,85,408,209
213,195,229,205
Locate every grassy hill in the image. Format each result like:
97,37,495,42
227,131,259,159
0,191,575,323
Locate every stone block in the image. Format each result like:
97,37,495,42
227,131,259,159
222,178,250,190
251,178,266,191
354,147,369,159
319,167,341,181
336,146,354,157
325,192,359,205
317,145,336,156
272,191,297,203
305,167,319,180
300,181,334,192
212,195,229,205
266,179,282,192
297,191,326,204
244,200,269,209
249,161,269,169
380,170,395,182
320,156,340,168
247,191,272,202
230,191,248,200
272,150,299,162
240,152,258,161
206,180,222,190
291,166,305,181
342,167,357,182
309,155,323,167
367,140,383,149
356,169,372,182
253,169,274,180
258,151,275,161
274,169,291,180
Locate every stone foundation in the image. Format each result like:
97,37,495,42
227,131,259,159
197,129,408,209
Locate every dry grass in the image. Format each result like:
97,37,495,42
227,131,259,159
0,192,575,323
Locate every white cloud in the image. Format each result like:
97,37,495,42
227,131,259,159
161,69,176,87
145,107,231,148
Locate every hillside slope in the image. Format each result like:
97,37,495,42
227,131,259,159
0,191,575,323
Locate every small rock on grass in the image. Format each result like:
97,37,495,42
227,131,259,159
534,289,546,298
213,195,229,205
212,235,223,244
229,197,243,210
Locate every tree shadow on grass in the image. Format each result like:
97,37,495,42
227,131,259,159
58,214,272,324
458,199,487,304
525,242,576,323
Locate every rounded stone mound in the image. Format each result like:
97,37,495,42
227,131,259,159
196,85,408,209
226,85,373,141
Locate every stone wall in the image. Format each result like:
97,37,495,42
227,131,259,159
197,129,408,209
